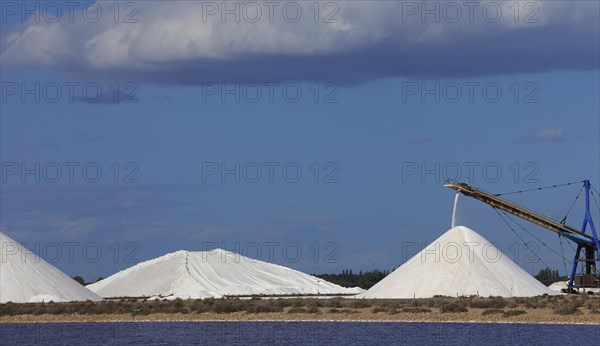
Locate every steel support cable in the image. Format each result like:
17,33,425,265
560,184,585,224
492,207,551,269
557,233,569,278
590,183,600,199
589,187,600,216
494,181,585,197
501,209,571,263
566,238,577,252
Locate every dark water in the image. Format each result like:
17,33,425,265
1,322,599,345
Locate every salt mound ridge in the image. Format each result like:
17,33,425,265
548,281,599,294
0,232,102,303
87,249,362,299
363,226,558,298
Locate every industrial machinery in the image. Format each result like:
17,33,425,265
445,180,600,292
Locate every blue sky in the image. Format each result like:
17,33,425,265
1,1,599,281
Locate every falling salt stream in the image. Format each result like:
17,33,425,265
451,192,459,228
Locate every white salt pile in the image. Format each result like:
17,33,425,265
0,232,102,303
362,226,558,298
548,281,599,294
87,249,362,299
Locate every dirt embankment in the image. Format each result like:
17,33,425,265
2,295,599,324
1,309,600,324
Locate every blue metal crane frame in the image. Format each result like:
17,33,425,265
445,180,599,290
567,180,600,290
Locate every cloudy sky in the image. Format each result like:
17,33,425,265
1,1,599,280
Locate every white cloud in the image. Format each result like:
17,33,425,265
1,1,598,83
4,214,98,240
518,127,567,143
534,127,567,142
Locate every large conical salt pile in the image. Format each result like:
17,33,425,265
0,232,102,303
87,249,362,299
363,226,558,298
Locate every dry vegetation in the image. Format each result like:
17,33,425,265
1,294,599,324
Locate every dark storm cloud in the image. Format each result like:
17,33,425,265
1,1,598,84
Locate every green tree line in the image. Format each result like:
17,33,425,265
314,269,390,289
534,267,567,286
315,266,566,289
